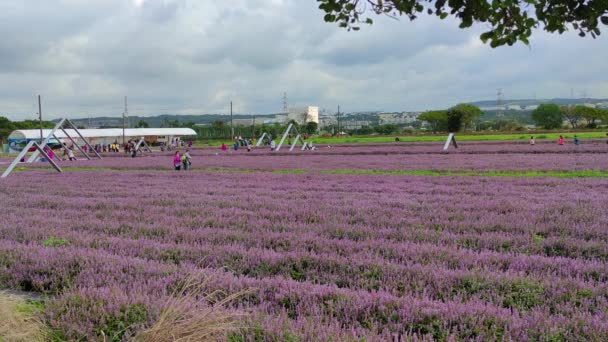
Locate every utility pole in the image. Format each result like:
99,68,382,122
123,96,128,145
38,95,43,143
230,101,234,141
252,114,256,139
283,92,288,115
337,105,340,135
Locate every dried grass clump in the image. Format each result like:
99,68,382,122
0,291,47,342
135,276,248,342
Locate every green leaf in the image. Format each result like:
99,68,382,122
439,12,448,19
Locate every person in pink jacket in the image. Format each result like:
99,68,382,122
558,135,564,145
173,151,181,170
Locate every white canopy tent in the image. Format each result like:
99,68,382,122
8,128,196,140
7,128,196,152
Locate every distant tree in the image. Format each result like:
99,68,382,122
532,104,563,129
446,109,463,133
161,119,181,128
354,125,374,135
212,121,224,127
450,103,482,131
0,116,15,142
560,106,582,128
418,110,447,133
319,0,608,48
372,124,400,135
304,121,318,135
135,120,150,128
574,105,603,128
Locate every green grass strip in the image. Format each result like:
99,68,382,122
10,166,608,178
198,132,608,146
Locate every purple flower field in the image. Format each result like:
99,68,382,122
12,140,608,172
1,143,608,340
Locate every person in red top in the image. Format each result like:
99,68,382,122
558,135,564,145
173,151,181,170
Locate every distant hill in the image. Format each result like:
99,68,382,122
471,98,608,108
60,98,608,128
62,113,277,128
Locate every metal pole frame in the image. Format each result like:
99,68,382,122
60,128,90,160
443,133,457,151
275,123,293,152
289,134,303,151
52,134,67,162
65,119,102,159
2,141,62,178
134,137,152,153
256,133,268,147
27,118,66,163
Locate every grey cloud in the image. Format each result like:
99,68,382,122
0,0,606,120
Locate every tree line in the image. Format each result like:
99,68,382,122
416,104,482,133
0,116,56,143
531,104,608,129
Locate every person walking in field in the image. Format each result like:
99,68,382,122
173,151,181,171
574,135,580,145
68,148,76,161
182,149,192,170
221,143,227,152
529,136,535,145
558,135,564,145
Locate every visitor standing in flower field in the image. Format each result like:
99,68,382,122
173,151,181,171
221,143,227,152
182,149,192,170
574,135,580,145
68,148,76,161
558,135,564,145
529,136,535,145
270,140,276,151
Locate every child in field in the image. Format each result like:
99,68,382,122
529,136,535,145
173,151,181,171
221,143,227,152
558,135,564,145
574,135,580,145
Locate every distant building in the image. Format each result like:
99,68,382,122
341,120,372,130
232,118,255,126
319,115,337,128
286,106,319,125
378,112,420,125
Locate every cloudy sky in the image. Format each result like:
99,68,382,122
1,0,607,120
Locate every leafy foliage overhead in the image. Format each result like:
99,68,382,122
318,0,608,47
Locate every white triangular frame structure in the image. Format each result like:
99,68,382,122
2,118,101,178
2,141,62,178
256,132,271,147
134,137,153,153
27,118,102,163
289,134,304,151
275,123,293,152
276,123,313,152
442,133,458,151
